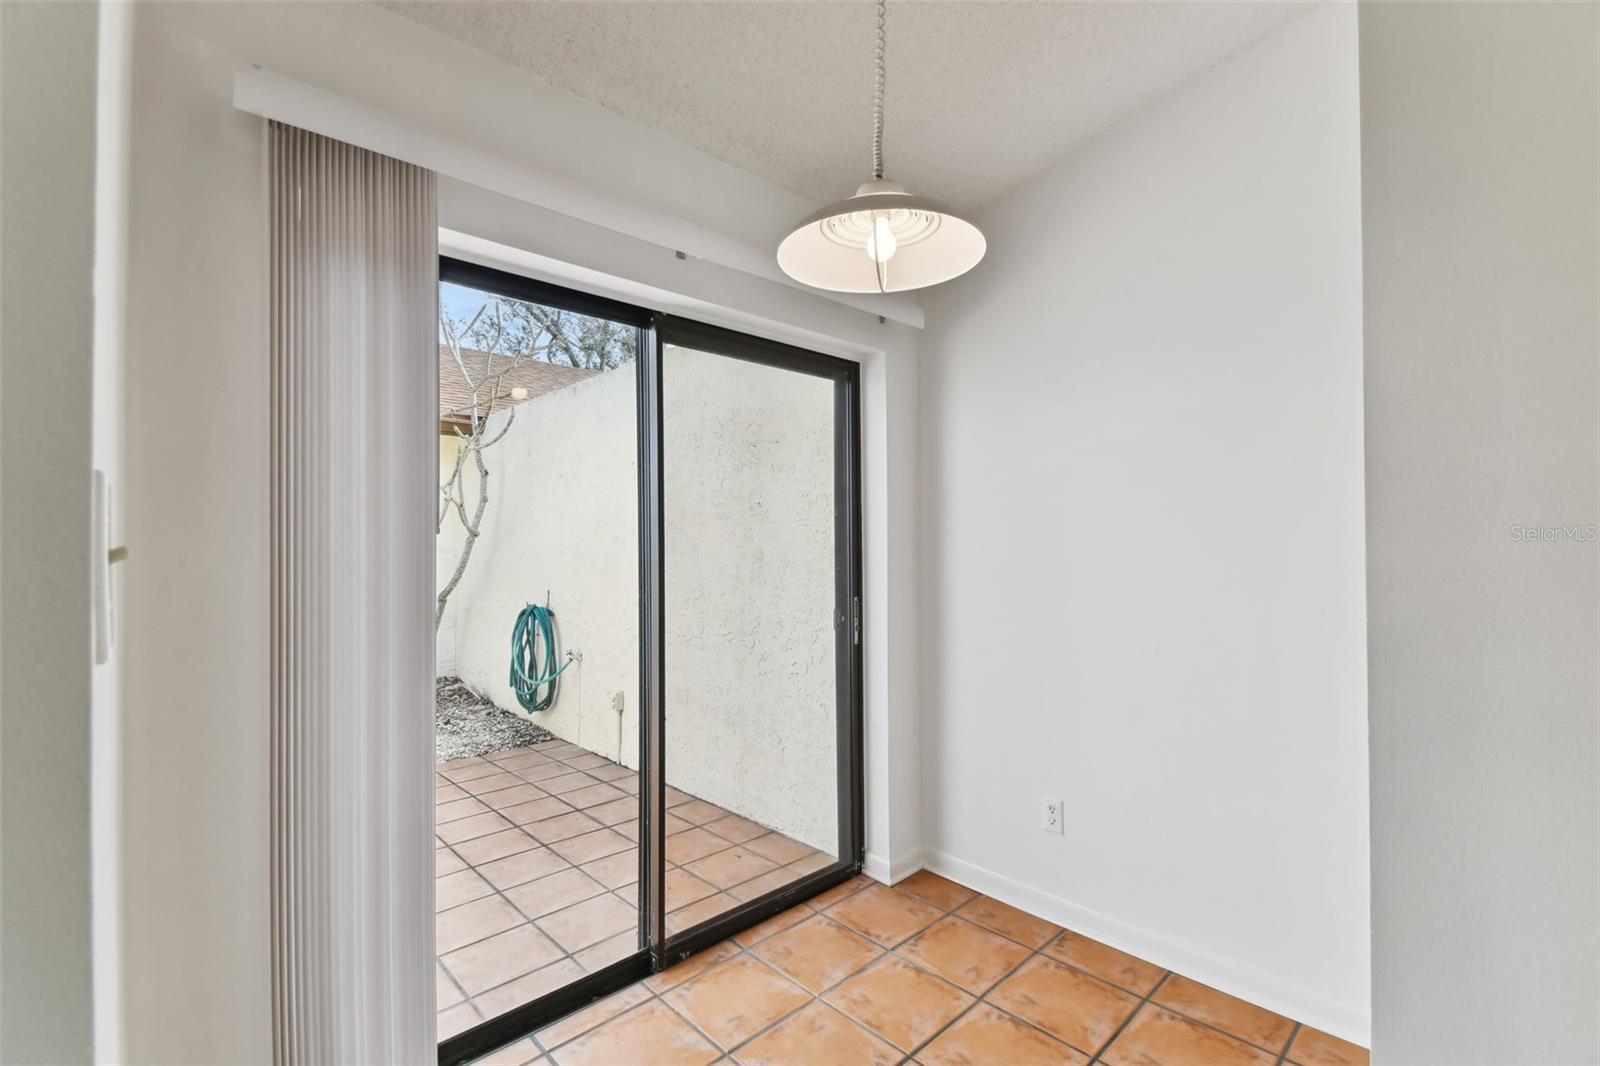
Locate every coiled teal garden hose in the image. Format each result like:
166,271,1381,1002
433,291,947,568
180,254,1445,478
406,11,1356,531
510,603,571,712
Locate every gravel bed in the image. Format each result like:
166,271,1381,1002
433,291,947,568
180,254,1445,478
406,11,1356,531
435,676,552,762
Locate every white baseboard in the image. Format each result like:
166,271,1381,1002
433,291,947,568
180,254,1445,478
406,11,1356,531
922,849,1371,1048
863,846,927,885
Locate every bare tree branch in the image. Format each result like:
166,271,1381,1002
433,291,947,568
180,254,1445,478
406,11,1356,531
434,291,637,634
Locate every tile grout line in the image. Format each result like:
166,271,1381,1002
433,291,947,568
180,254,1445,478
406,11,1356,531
456,747,823,902
483,864,1342,1066
441,828,814,1001
1062,958,1307,1062
576,881,880,1061
548,877,1022,1063
544,992,664,1066
529,980,661,1062
439,840,592,1005
527,1018,553,1065
438,743,830,1040
436,946,478,1025
443,746,631,1043
868,878,1312,1066
895,897,1090,1064
659,876,1129,1064
440,840,571,1028
457,752,824,869
1087,970,1170,1064
711,951,839,1060
691,879,1035,1064
537,877,976,1065
890,882,1180,1061
657,948,783,1057
810,880,1119,1063
439,747,627,1023
754,883,998,1060
466,758,1316,1062
1276,1021,1303,1065
1093,978,1304,1062
733,890,927,1045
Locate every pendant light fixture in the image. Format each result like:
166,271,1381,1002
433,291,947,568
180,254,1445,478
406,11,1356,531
777,0,985,294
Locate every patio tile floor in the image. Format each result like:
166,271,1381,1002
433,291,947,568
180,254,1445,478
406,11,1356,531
436,737,834,1040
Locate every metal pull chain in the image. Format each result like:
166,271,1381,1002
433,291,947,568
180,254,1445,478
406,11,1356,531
872,0,887,180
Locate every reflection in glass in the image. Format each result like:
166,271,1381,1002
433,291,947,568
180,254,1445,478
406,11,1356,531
433,279,641,1041
662,344,841,935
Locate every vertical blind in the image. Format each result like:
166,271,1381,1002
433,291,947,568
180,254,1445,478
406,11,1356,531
268,122,437,1064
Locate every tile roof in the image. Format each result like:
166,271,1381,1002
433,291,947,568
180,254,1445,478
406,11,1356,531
440,346,597,430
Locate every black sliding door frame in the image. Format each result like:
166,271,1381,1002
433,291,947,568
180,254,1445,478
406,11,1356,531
437,260,864,1065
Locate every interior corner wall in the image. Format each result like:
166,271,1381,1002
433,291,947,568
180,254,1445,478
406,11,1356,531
0,2,99,1061
917,3,1370,1041
1358,3,1599,1063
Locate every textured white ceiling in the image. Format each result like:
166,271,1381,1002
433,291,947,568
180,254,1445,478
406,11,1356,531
382,1,1314,210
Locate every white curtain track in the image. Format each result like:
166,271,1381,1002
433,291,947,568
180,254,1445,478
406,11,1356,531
268,121,437,1065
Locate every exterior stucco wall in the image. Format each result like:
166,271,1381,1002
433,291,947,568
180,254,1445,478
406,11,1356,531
451,367,642,770
661,347,838,854
436,433,481,677
447,353,838,852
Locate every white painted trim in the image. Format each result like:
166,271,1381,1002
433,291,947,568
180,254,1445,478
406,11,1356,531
92,1,134,1059
922,849,1371,1047
864,847,927,886
439,228,880,362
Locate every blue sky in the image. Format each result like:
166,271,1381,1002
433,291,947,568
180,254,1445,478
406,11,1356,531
440,281,499,342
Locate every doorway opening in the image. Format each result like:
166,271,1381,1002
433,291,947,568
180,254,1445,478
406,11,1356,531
432,259,864,1062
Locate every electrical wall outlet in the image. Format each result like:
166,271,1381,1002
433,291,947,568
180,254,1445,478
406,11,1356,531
1043,798,1064,834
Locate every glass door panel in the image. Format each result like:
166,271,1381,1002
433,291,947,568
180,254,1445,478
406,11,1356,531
660,339,848,937
434,261,646,1046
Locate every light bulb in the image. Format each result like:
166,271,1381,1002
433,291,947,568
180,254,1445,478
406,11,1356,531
865,214,897,263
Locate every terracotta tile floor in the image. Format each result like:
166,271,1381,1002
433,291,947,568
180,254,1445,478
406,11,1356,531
463,868,1371,1066
436,738,835,1040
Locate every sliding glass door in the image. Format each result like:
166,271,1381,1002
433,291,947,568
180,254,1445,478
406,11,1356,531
437,263,862,1064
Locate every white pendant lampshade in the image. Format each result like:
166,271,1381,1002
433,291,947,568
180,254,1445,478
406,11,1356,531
777,179,986,294
777,2,985,294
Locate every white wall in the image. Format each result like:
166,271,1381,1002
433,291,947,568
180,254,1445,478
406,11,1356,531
450,354,839,852
119,4,274,1061
0,2,99,1060
918,4,1370,1041
1358,3,1599,1062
